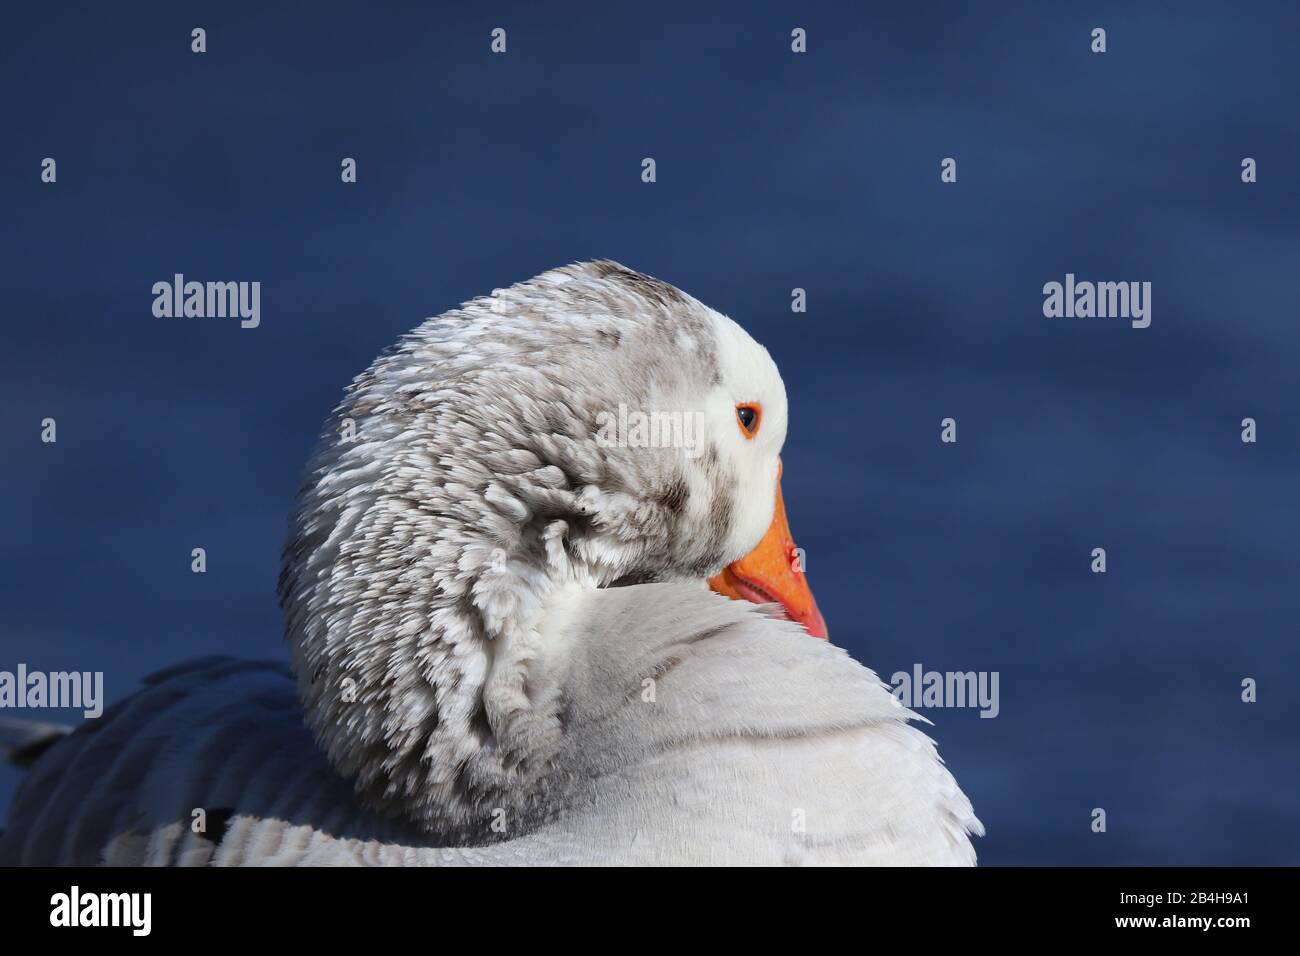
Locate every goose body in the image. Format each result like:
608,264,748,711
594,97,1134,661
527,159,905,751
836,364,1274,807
0,262,981,866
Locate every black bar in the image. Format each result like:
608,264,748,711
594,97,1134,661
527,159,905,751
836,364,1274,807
0,866,1278,941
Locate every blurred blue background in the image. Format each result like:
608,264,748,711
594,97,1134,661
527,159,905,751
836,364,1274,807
2,1,1297,864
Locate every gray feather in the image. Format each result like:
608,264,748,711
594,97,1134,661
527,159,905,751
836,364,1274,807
1,262,981,866
0,718,71,769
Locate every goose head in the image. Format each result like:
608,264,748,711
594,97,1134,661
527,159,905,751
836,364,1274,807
278,260,827,836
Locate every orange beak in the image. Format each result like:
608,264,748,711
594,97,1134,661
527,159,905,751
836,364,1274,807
708,465,829,640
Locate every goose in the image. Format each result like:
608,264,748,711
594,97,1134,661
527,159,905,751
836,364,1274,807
0,261,981,866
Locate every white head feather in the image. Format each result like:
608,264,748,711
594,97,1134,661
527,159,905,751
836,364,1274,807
279,261,791,835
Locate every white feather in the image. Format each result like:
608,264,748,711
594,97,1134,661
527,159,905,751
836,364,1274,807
0,262,981,866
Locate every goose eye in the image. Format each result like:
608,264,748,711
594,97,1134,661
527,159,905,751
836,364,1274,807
735,403,761,438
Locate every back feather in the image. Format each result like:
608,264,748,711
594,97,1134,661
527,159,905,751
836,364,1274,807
1,718,71,769
0,585,982,865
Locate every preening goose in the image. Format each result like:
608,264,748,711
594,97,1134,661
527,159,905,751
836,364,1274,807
0,261,981,866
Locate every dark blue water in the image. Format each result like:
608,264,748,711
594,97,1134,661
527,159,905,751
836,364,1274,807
2,1,1297,864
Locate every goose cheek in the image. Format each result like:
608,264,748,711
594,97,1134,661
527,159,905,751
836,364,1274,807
707,474,828,640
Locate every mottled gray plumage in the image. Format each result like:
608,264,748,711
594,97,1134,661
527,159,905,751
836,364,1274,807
1,261,981,865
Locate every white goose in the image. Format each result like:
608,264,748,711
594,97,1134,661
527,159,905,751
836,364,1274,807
0,261,981,866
